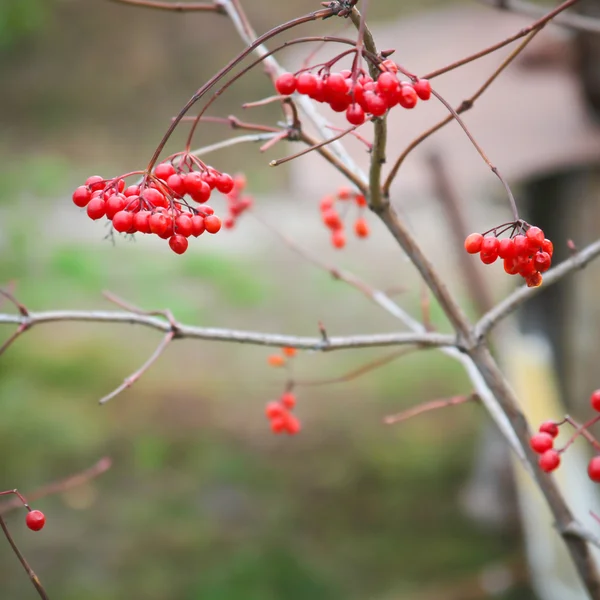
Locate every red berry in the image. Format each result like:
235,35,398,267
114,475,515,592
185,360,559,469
149,213,169,236
325,72,349,95
204,215,222,234
542,238,554,255
590,389,600,412
513,234,529,257
268,354,285,367
265,401,284,419
72,186,91,207
282,346,297,357
174,214,193,237
464,233,483,254
190,215,206,237
398,84,418,109
154,162,176,181
322,209,342,230
86,197,106,220
331,230,346,249
346,103,366,126
539,421,559,438
281,392,296,409
166,174,186,197
355,194,367,207
530,432,554,454
142,187,168,208
112,210,134,233
85,175,105,192
412,78,431,100
320,195,335,211
216,173,235,194
525,272,543,288
376,72,399,94
337,186,352,200
275,73,297,95
105,194,127,219
363,92,387,117
133,210,151,234
169,234,188,254
526,226,545,249
534,251,551,273
270,416,287,434
26,510,45,532
498,238,516,260
296,72,318,95
354,217,369,238
283,413,301,435
588,456,600,482
539,449,560,472
503,258,519,275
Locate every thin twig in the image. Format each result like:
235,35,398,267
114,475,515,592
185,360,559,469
384,393,477,425
0,515,49,600
109,0,224,11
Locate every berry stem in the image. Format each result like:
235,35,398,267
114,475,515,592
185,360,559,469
559,415,600,454
0,515,49,600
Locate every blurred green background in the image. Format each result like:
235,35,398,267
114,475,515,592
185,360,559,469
0,1,529,599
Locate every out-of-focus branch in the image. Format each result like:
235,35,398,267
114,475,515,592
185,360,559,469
109,0,224,12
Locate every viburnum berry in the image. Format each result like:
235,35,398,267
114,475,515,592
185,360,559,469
265,401,284,419
268,354,285,368
112,210,134,233
588,456,600,482
284,414,301,435
281,392,296,409
26,510,46,532
539,449,561,472
169,234,188,255
154,162,176,181
275,73,297,95
204,215,222,234
530,432,554,454
296,72,318,95
590,389,600,412
346,103,366,126
539,420,560,438
331,229,346,249
464,233,483,254
271,416,287,434
72,186,91,208
282,346,297,357
354,217,369,238
86,196,106,220
413,78,431,100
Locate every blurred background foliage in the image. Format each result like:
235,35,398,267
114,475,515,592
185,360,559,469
0,0,530,598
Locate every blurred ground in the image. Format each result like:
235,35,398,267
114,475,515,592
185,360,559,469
0,1,554,598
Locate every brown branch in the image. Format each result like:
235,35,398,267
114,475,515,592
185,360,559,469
481,0,600,34
0,515,49,600
423,0,581,79
0,458,112,516
384,393,477,425
110,0,224,11
383,28,540,196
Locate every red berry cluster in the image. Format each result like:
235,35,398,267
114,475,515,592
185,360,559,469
72,161,235,254
464,225,553,287
222,173,253,229
265,391,301,435
530,389,600,479
320,186,369,249
275,62,431,127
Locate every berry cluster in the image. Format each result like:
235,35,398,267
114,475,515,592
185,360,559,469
320,186,369,249
72,160,236,254
265,391,301,435
222,173,253,229
464,225,553,287
530,389,600,479
275,62,431,127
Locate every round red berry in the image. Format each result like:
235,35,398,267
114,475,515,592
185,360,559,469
284,414,301,435
26,510,46,532
204,215,222,234
331,230,346,249
412,78,431,101
72,186,91,207
539,420,559,438
590,389,600,412
354,218,369,238
154,162,176,181
86,197,106,220
346,103,366,126
526,226,545,249
275,73,297,95
539,449,561,472
464,233,483,254
169,234,188,254
281,392,296,410
296,72,318,96
530,432,554,454
588,456,600,482
265,401,284,419
112,210,134,233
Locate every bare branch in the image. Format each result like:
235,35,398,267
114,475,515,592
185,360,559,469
384,393,477,425
110,0,224,12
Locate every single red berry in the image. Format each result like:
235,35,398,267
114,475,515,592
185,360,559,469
202,171,219,190
588,456,600,482
204,215,222,234
284,414,301,435
166,174,186,197
190,215,205,237
85,175,105,192
133,210,151,234
169,234,188,254
481,237,499,254
498,238,516,260
355,194,367,207
282,347,297,357
398,84,418,109
265,401,284,419
270,416,287,434
464,233,483,254
331,229,346,249
363,92,387,117
513,234,529,257
337,186,352,200
215,173,235,194
154,162,176,181
142,187,168,208
354,217,369,238
149,213,169,237
346,103,366,126
268,354,285,368
124,185,140,197
112,210,134,233
526,226,545,249
281,392,296,410
534,251,551,273
542,238,554,256
325,72,349,95
539,449,561,472
518,257,537,277
590,389,600,412
26,510,45,532
105,194,127,220
480,251,498,265
530,432,554,454
296,72,318,96
320,195,335,211
412,78,431,101
376,72,399,95
539,421,559,438
503,258,519,275
275,73,297,95
174,214,193,237
525,272,543,288
86,197,106,220
322,209,343,230
72,186,91,207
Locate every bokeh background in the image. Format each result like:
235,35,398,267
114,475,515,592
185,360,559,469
2,1,600,598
